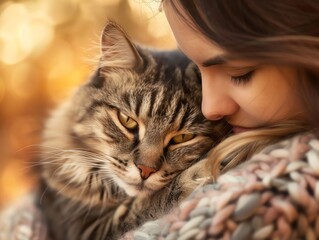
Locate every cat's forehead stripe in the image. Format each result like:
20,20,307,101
168,99,183,126
134,93,143,116
147,90,157,118
178,106,191,131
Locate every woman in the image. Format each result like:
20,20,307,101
164,0,319,176
125,1,319,239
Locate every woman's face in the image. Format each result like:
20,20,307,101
164,3,306,133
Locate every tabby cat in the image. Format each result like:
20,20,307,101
39,22,227,240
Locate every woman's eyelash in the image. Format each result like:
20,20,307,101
231,70,255,85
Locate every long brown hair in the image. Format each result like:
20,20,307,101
164,0,319,176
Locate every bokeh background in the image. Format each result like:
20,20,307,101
0,0,176,208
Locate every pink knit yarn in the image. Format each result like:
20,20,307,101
123,133,319,240
1,133,319,240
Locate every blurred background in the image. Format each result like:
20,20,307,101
0,0,176,208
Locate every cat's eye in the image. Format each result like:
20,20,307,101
118,112,138,130
171,133,196,144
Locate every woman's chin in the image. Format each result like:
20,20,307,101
232,126,255,134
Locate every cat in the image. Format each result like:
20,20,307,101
39,21,228,240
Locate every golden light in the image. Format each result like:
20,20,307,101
0,2,55,65
18,16,55,58
8,116,41,151
7,63,38,99
146,8,173,40
0,0,174,207
45,38,76,80
129,0,175,49
93,0,123,6
0,3,30,64
1,160,35,205
46,66,89,103
38,0,79,26
0,76,5,103
129,0,161,16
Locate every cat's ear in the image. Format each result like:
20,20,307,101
100,21,144,72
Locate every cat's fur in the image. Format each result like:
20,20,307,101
39,22,227,240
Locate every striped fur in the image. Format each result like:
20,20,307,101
39,22,228,240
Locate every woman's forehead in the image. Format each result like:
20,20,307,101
164,7,223,65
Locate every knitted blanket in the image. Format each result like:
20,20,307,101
1,132,318,240
0,194,50,240
122,132,319,239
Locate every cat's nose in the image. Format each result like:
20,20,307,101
137,164,157,180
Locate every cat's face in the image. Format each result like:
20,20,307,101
70,68,223,197
41,22,228,202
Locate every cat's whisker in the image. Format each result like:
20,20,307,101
13,143,44,154
17,152,80,173
43,130,111,143
39,150,108,165
39,183,50,206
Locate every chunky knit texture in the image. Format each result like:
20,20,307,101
0,194,50,240
1,132,319,240
122,132,319,240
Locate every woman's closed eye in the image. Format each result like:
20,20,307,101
230,70,255,85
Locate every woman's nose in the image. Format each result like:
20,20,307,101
201,76,239,121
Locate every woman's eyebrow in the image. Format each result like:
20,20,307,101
202,56,226,67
